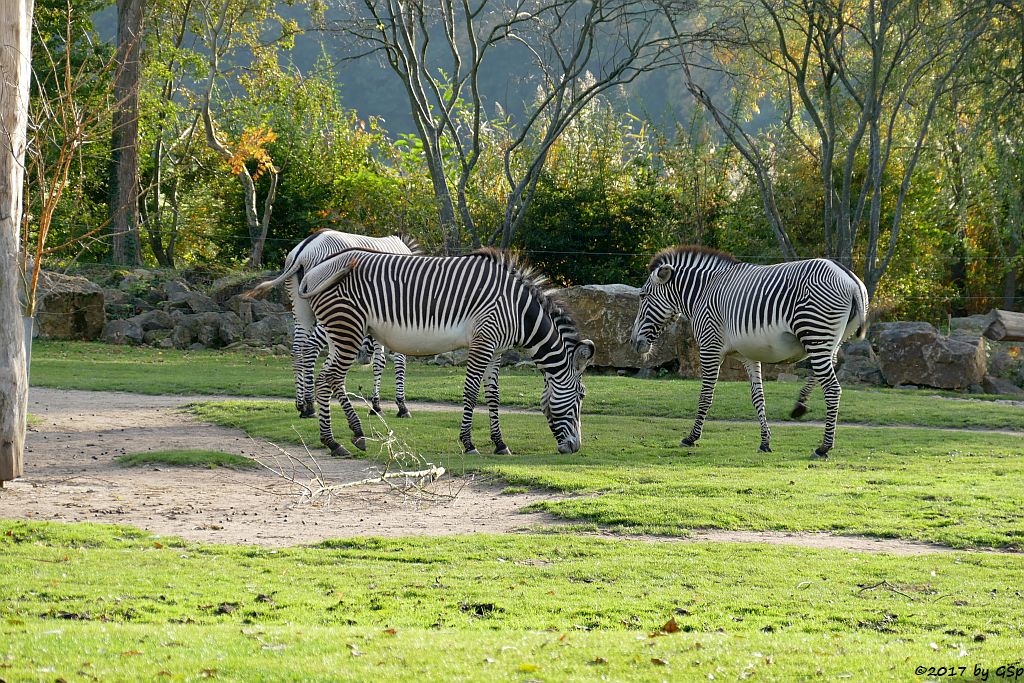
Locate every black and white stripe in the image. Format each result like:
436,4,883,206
630,246,869,458
298,248,596,456
248,230,417,418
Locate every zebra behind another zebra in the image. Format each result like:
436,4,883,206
298,247,595,457
246,229,418,419
630,246,868,459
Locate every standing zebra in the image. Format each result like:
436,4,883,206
297,248,595,457
630,246,868,458
246,229,418,418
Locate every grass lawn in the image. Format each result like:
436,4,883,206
30,341,1024,430
191,401,1024,549
14,340,1024,678
115,449,258,470
2,521,1023,681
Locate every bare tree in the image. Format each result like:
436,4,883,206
1,0,34,483
110,0,146,265
664,0,996,296
326,0,686,252
196,0,284,268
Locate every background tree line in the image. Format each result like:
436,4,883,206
22,0,1023,322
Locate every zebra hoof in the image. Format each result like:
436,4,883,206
494,445,511,455
352,436,368,452
396,407,412,419
369,406,383,417
791,402,809,419
330,444,351,458
811,448,830,460
759,443,772,453
299,409,316,419
465,447,480,455
680,437,698,448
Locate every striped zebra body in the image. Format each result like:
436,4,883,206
298,248,595,456
630,246,868,458
248,230,416,418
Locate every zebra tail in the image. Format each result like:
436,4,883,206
850,280,869,340
298,254,360,299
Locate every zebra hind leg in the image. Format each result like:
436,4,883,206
741,359,772,452
315,352,350,458
393,352,411,418
369,339,385,416
808,348,842,459
483,360,510,455
791,376,816,419
292,325,312,417
459,344,495,454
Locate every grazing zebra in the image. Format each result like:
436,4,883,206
297,248,595,457
246,229,418,419
630,246,868,458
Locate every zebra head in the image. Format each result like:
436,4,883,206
540,339,595,454
631,263,677,356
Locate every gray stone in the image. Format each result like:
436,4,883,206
949,313,996,336
174,291,220,314
143,329,171,345
132,309,174,332
244,314,292,346
218,312,244,346
776,372,801,383
34,271,106,340
171,324,194,349
101,318,143,345
164,280,191,300
556,284,694,370
836,339,883,385
876,322,986,390
189,342,207,351
211,273,289,306
981,375,1024,396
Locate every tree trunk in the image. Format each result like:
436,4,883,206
110,0,144,265
0,0,34,483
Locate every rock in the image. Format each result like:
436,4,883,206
981,375,1024,396
556,284,695,370
218,312,244,346
33,271,106,340
243,314,292,346
189,342,206,351
169,291,220,314
143,329,171,345
950,313,995,336
836,339,883,385
164,280,191,301
876,322,986,390
429,349,469,366
500,349,524,366
101,318,143,345
171,323,194,349
132,309,174,332
211,272,289,306
776,372,801,383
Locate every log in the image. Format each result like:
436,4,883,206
984,309,1024,342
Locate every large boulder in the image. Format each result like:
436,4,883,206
101,318,144,345
34,270,106,340
243,314,292,347
876,322,986,390
836,339,883,385
556,284,694,369
210,272,289,307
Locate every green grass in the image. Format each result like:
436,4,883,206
30,341,1024,429
190,401,1024,549
1,521,1022,681
25,413,41,427
115,449,258,470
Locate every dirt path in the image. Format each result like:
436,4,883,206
0,388,1011,555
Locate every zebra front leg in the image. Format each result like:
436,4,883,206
809,349,842,459
369,340,385,416
483,360,510,455
459,346,494,455
315,353,349,458
741,358,772,452
393,352,411,418
682,352,723,448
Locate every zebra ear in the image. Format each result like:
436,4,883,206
573,339,595,371
654,264,673,285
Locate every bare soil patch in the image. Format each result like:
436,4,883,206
0,388,1004,555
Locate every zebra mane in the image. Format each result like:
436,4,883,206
475,248,581,345
650,245,737,271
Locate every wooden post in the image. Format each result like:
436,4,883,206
984,309,1024,342
0,0,34,483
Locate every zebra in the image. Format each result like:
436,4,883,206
245,229,418,419
629,246,868,458
296,247,595,457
